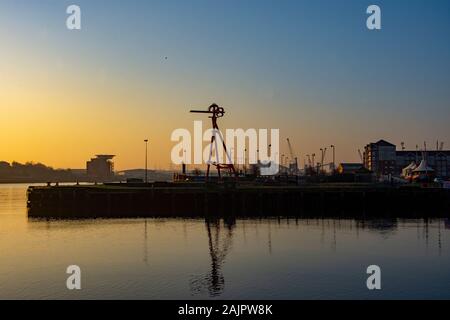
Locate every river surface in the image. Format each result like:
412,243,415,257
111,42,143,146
0,183,449,299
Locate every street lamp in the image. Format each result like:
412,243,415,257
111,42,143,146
330,145,335,173
286,157,289,175
244,148,247,174
144,139,149,184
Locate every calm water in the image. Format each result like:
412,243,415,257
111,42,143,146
0,184,449,299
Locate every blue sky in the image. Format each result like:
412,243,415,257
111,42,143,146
1,0,449,168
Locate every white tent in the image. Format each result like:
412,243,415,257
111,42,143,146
402,161,417,177
413,160,434,173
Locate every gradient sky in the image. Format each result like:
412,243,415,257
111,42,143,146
1,0,449,170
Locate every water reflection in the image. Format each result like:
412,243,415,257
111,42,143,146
1,214,449,299
143,219,148,265
186,217,447,297
2,184,450,299
190,217,236,297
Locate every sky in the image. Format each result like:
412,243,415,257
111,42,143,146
0,0,449,170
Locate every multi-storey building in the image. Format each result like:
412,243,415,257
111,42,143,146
363,140,397,176
86,155,115,181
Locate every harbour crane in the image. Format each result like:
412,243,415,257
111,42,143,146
311,153,317,175
305,154,315,176
306,154,312,168
286,138,299,175
358,149,363,163
320,147,327,171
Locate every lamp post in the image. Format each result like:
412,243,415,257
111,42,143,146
286,157,289,175
320,148,323,170
330,145,335,173
144,139,149,184
244,148,247,175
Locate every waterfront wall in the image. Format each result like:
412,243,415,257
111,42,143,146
27,184,450,219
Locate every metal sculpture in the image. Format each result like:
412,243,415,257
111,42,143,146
190,104,237,180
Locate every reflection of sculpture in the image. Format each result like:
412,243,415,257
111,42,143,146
190,217,235,297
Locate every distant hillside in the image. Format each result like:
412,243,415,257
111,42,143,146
0,161,80,183
0,161,177,183
0,161,102,183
